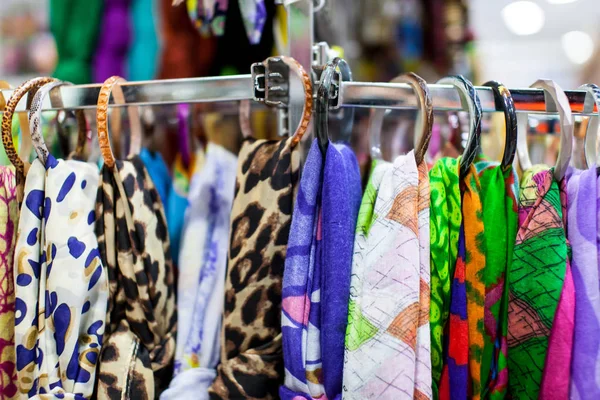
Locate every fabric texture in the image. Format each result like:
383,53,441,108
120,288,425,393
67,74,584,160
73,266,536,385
161,143,237,400
280,141,361,400
507,165,569,400
93,0,131,82
209,137,299,399
140,147,171,209
566,166,600,399
50,0,103,83
428,157,461,397
0,167,18,400
188,0,229,36
238,0,267,44
128,0,159,81
94,155,177,399
475,161,518,399
14,156,108,398
343,152,432,400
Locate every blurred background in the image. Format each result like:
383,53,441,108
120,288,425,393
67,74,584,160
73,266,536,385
0,0,596,170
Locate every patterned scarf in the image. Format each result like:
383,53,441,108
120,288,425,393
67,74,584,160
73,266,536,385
280,140,324,399
238,0,267,44
429,157,461,397
475,162,518,399
566,166,600,399
343,152,432,400
507,166,569,399
162,144,237,399
95,156,177,399
14,156,108,398
0,167,18,400
209,137,299,399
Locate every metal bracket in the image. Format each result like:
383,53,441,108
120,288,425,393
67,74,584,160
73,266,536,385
251,57,291,108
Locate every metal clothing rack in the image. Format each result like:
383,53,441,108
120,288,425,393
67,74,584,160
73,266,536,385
0,0,598,118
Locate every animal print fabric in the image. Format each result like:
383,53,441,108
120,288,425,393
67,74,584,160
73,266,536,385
94,156,177,400
208,137,300,400
0,167,18,400
14,155,108,398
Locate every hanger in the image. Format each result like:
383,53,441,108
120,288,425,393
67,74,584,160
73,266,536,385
316,57,354,155
437,75,482,179
369,72,433,164
240,56,313,146
28,81,89,164
516,80,573,181
483,81,517,170
96,76,143,168
1,77,57,188
578,83,600,168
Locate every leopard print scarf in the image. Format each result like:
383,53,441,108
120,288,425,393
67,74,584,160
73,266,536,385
94,156,177,399
209,137,299,399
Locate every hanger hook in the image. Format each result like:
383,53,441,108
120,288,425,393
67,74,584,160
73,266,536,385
368,73,433,164
316,57,353,155
578,83,600,167
518,80,573,181
437,75,482,179
1,77,56,179
96,76,143,168
483,81,517,170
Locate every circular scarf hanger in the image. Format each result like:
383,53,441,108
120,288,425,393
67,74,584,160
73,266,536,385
437,75,482,179
96,76,143,168
29,81,89,164
369,72,433,165
483,81,518,171
516,79,573,181
240,55,313,146
578,83,600,167
316,57,354,155
1,77,57,183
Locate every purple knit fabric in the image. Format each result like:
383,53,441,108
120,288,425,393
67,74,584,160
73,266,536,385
566,165,600,399
93,0,131,82
321,143,362,400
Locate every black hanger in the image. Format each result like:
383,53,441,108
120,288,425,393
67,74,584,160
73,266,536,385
483,81,517,170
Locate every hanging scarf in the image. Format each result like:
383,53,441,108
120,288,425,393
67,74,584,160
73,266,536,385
343,152,432,399
93,0,131,82
161,143,237,399
95,156,177,399
209,137,299,399
507,166,569,399
128,0,159,80
50,0,103,83
475,161,518,399
14,156,108,398
140,147,171,208
429,157,461,397
238,0,267,44
566,166,600,399
0,167,18,400
184,0,229,36
280,140,324,399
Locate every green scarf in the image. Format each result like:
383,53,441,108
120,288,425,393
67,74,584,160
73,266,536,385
51,0,103,83
429,157,461,397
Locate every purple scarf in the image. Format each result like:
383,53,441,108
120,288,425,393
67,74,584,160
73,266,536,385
566,165,600,399
93,0,131,81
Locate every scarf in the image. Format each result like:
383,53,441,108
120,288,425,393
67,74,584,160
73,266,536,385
95,156,177,399
238,0,267,44
507,166,569,399
93,0,131,82
140,147,171,208
161,143,237,400
343,151,432,400
14,156,108,398
128,0,159,80
50,0,103,83
475,162,518,399
0,167,18,400
209,137,299,399
566,166,600,399
429,157,461,397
